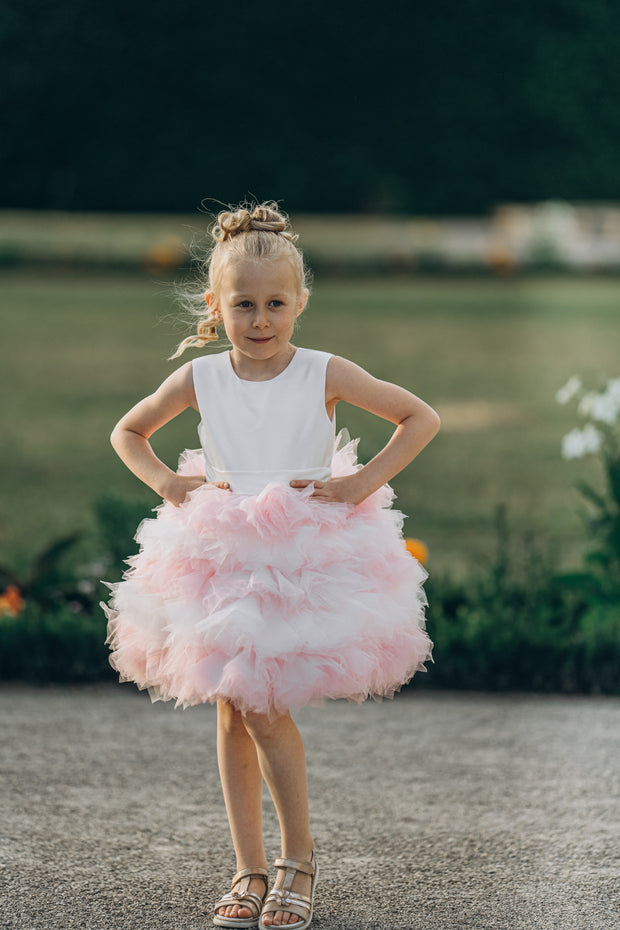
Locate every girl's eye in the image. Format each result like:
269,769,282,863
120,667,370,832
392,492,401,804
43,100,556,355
238,301,253,309
270,300,283,308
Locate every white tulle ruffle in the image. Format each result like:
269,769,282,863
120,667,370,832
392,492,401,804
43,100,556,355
102,433,432,715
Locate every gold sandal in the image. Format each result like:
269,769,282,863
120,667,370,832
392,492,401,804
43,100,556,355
258,853,318,930
213,867,269,928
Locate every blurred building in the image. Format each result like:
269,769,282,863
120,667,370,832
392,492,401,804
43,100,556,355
489,202,620,271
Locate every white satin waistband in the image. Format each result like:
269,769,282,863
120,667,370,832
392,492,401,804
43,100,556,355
204,465,332,495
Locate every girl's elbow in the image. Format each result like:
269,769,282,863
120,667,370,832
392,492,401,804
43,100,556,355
428,408,441,436
110,423,126,451
412,402,440,438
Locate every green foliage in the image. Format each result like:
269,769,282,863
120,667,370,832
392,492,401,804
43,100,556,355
577,603,620,694
94,492,152,582
0,494,152,683
0,532,94,611
558,377,620,599
419,505,620,694
3,1,620,211
0,603,114,683
582,451,620,580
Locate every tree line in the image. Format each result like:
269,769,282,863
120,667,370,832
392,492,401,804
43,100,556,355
2,0,620,214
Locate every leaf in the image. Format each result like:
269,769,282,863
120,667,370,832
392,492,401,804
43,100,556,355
605,457,620,509
576,479,608,511
28,533,84,586
0,565,20,589
554,571,603,597
584,549,611,570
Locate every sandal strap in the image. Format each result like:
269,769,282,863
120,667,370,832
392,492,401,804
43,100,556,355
215,890,264,913
262,891,311,922
231,867,269,887
214,868,269,918
261,854,315,922
273,857,315,876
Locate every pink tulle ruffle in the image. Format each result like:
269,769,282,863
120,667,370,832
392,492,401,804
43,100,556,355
102,434,432,715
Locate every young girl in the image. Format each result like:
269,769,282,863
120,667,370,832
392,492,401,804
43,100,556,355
103,202,440,930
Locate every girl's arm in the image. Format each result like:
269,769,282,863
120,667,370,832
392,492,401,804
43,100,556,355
291,355,440,505
110,361,227,506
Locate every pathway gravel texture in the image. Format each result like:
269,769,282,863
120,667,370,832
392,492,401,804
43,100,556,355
1,684,619,930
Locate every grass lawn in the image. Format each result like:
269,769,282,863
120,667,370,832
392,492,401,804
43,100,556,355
1,268,617,577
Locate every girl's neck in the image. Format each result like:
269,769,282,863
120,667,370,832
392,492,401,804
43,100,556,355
228,344,298,382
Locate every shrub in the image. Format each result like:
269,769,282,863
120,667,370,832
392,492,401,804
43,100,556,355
417,505,619,695
0,603,114,683
557,374,620,599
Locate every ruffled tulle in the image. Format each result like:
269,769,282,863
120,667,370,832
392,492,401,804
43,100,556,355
102,433,432,716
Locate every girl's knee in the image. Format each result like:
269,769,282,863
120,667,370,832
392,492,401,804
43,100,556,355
242,710,292,742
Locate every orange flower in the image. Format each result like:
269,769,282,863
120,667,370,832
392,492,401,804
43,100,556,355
405,538,429,564
0,585,25,617
144,236,187,274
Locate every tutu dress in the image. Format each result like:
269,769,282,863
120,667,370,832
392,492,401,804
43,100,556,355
103,348,432,716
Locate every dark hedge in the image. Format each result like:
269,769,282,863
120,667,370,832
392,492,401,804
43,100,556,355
2,0,620,213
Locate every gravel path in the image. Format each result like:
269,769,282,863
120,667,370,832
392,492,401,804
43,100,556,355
1,684,618,930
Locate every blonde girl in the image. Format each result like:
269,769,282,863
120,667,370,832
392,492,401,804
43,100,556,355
103,201,439,929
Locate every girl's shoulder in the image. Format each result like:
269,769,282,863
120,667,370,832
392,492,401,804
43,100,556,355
325,354,384,405
325,353,367,380
296,346,332,363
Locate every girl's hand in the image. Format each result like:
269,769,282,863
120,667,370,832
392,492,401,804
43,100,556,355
290,475,364,506
161,475,230,507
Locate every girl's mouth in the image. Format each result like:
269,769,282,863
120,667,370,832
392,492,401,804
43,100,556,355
249,336,274,343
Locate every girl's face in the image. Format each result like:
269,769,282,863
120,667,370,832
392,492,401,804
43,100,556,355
211,258,308,371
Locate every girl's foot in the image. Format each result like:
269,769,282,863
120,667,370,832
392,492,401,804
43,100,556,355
260,853,317,928
214,868,269,926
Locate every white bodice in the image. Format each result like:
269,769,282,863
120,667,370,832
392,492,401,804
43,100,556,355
191,348,335,494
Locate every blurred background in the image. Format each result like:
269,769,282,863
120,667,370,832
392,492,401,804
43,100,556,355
1,0,619,689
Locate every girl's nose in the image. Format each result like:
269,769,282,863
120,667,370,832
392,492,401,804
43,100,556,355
253,307,270,328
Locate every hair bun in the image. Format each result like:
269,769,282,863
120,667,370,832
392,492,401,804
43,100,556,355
213,202,291,242
214,208,252,242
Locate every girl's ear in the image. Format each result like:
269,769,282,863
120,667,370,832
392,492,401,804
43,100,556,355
297,288,309,317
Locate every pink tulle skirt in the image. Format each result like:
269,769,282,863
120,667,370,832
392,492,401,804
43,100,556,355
102,435,432,716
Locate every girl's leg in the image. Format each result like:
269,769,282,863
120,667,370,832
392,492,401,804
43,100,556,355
242,711,314,927
216,700,269,920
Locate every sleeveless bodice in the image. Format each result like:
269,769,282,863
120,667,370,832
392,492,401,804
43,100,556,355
192,348,335,494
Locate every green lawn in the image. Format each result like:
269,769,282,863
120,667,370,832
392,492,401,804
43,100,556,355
1,269,617,576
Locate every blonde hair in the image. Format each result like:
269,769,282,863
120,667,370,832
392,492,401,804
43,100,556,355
171,201,310,359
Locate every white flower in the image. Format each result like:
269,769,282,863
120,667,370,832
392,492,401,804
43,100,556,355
581,423,604,454
577,391,597,417
561,424,603,459
605,378,620,404
590,390,620,425
555,375,582,405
